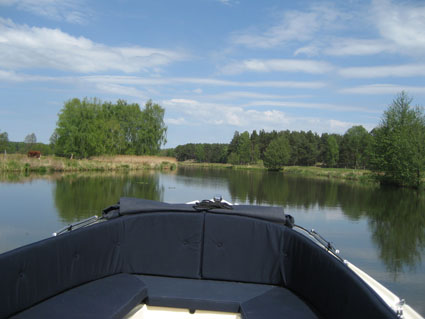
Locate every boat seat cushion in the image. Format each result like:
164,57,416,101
121,213,204,279
11,273,147,319
202,213,284,285
282,229,398,319
139,275,319,318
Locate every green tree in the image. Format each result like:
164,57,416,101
372,92,425,188
51,98,167,158
137,100,167,155
238,131,252,164
324,135,339,167
263,135,291,170
339,125,371,169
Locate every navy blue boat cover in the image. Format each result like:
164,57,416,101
0,197,399,319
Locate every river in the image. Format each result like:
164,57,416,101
1,167,424,316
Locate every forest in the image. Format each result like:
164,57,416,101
173,92,425,188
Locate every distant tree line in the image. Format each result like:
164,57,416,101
174,127,371,169
50,98,167,158
174,93,425,188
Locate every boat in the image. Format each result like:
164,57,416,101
0,196,423,319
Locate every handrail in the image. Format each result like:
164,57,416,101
52,215,100,236
293,224,343,262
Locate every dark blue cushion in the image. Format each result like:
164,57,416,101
0,219,124,318
282,229,398,319
240,287,319,319
121,213,204,279
12,273,147,319
202,213,284,284
139,275,275,313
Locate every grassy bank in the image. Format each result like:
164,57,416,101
0,154,375,183
0,154,177,173
283,166,375,183
178,161,376,183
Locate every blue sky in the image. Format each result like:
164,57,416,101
1,0,425,147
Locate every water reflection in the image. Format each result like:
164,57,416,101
53,171,164,222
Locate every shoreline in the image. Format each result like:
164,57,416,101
0,154,177,173
0,155,376,184
178,162,376,184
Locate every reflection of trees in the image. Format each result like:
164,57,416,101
219,168,425,273
338,186,425,273
225,169,342,209
53,172,163,223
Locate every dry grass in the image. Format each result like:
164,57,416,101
0,154,177,172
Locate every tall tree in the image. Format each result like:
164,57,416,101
372,92,425,188
339,125,371,169
138,100,167,155
263,135,291,170
324,135,339,167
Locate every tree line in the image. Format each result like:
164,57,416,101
173,127,371,169
173,92,425,188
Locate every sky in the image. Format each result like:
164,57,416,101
0,0,425,147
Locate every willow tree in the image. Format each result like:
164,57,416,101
372,92,425,188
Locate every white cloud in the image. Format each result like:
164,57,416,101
162,98,290,127
339,64,425,78
373,0,425,54
93,83,147,100
243,100,379,114
340,84,425,95
0,19,186,73
0,0,88,24
82,75,326,89
293,1,425,57
220,59,333,75
231,4,344,49
206,91,311,100
329,119,355,130
324,38,395,56
166,117,187,125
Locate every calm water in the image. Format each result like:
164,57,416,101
1,168,424,315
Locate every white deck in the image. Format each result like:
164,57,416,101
126,305,241,319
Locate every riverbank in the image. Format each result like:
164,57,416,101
0,155,375,184
0,154,177,173
178,161,376,183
